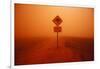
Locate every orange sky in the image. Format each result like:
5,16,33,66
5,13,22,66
15,4,94,38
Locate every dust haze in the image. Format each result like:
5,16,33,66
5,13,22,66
15,4,94,65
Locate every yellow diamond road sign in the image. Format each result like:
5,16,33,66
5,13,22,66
52,16,63,26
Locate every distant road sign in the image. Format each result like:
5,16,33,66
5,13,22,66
52,16,63,26
54,26,62,32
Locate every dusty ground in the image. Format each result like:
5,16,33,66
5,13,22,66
15,37,94,65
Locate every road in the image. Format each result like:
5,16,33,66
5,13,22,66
15,37,93,65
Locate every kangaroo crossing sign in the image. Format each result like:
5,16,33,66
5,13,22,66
52,16,63,26
52,16,63,32
52,15,63,48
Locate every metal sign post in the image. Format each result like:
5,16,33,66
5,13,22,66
52,16,63,48
57,31,58,48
